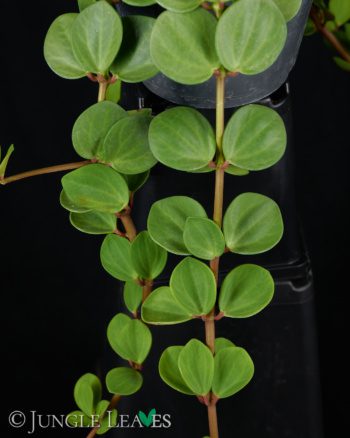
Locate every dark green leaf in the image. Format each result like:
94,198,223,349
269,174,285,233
100,235,138,281
334,56,350,71
142,286,193,325
219,264,274,318
107,313,152,364
106,367,143,395
71,1,123,74
148,196,207,255
70,211,116,235
223,193,284,254
61,164,129,213
149,107,216,172
183,217,225,260
216,0,287,74
44,14,86,79
159,346,196,395
121,171,150,193
151,9,219,84
111,16,158,82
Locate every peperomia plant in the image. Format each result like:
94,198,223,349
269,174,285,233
1,0,304,437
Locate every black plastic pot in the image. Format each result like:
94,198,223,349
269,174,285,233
116,0,313,108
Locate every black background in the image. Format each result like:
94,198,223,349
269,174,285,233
0,1,349,437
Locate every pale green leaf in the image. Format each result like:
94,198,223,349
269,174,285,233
215,338,236,354
60,190,91,213
124,281,143,315
74,373,102,416
106,367,143,395
272,0,302,21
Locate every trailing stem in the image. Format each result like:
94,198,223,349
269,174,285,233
205,71,226,438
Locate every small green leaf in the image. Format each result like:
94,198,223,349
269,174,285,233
157,0,202,13
66,411,91,427
70,211,116,235
61,164,129,213
100,235,138,281
212,346,254,399
149,107,216,172
106,367,143,395
72,101,127,159
183,217,225,260
142,286,193,325
148,196,207,255
170,257,216,316
78,0,97,12
107,313,152,365
219,264,275,318
130,231,168,280
60,190,91,213
111,16,158,83
330,0,350,26
74,373,102,416
334,56,350,71
96,409,118,435
178,339,214,396
272,0,302,21
216,0,287,75
223,105,286,171
71,1,123,74
151,9,220,84
121,171,150,193
44,14,86,79
106,80,122,103
215,338,236,354
223,193,284,255
124,281,143,315
0,144,14,179
225,165,250,176
96,400,109,417
103,115,156,175
159,346,196,395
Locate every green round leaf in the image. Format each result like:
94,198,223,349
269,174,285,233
215,338,236,355
212,346,254,399
130,231,168,280
71,1,123,74
330,0,350,26
225,165,249,176
96,400,109,417
72,101,127,159
97,409,118,435
123,0,156,5
121,171,150,193
148,196,207,255
219,264,275,318
106,367,143,396
157,0,202,13
178,339,214,396
170,257,217,316
216,0,287,75
111,16,158,83
103,115,156,175
223,105,286,171
74,373,102,416
124,281,143,315
70,211,116,235
100,235,138,281
60,190,91,213
183,217,225,260
149,107,216,172
159,346,196,395
44,14,86,79
223,193,284,255
142,286,192,325
78,0,97,12
107,313,152,365
150,9,220,84
61,164,129,214
272,0,302,21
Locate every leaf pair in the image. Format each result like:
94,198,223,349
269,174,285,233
107,313,152,365
142,257,216,324
44,2,158,81
72,101,156,175
149,104,286,174
100,231,167,282
159,339,254,400
151,0,289,85
67,373,117,435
